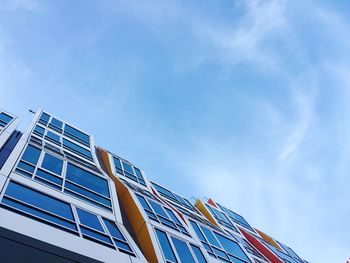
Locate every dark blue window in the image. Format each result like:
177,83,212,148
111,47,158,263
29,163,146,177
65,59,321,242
36,169,63,186
102,219,133,253
21,145,41,165
39,112,50,125
113,157,123,174
155,229,177,263
46,131,61,145
189,220,206,242
17,161,35,174
0,112,13,127
214,233,250,262
121,161,137,181
190,245,207,263
64,125,90,146
1,181,76,232
65,182,111,207
200,226,220,247
151,182,178,203
33,125,45,137
149,200,168,218
103,219,125,240
0,130,21,169
41,153,63,175
80,227,113,246
66,163,110,197
171,237,196,263
63,139,92,160
76,208,104,232
50,118,63,129
136,194,152,210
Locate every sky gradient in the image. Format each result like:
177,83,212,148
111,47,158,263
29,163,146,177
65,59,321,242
1,1,349,262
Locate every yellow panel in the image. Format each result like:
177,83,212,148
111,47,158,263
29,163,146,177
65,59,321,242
97,148,159,263
194,199,219,227
255,228,284,251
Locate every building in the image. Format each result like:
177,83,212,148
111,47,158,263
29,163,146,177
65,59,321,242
0,108,307,263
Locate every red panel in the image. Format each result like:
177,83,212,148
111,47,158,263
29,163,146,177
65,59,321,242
208,198,218,208
240,229,283,263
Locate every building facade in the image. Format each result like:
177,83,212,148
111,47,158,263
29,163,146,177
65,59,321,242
0,108,308,263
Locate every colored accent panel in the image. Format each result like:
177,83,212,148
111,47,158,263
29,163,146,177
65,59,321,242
97,148,159,263
207,198,217,208
241,229,283,263
255,229,284,251
194,199,219,227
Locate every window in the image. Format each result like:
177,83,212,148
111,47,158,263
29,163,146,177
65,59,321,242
0,181,135,257
155,229,177,263
189,220,250,263
49,118,63,132
39,112,50,125
206,204,238,232
63,139,92,160
171,237,196,263
151,182,198,214
103,219,134,255
33,125,45,137
190,245,207,263
214,233,250,262
112,157,146,186
45,131,61,145
64,124,90,146
65,163,112,211
0,112,13,127
137,194,189,235
113,157,123,174
155,228,208,263
0,181,77,233
217,203,255,233
41,153,63,175
22,145,41,165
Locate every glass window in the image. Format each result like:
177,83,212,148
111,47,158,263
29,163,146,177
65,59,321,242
189,220,206,242
76,208,104,232
136,194,152,210
113,157,123,174
66,163,110,197
0,112,13,125
200,226,220,248
39,112,50,125
80,227,113,246
103,219,125,240
121,161,134,175
21,145,41,165
50,118,63,128
41,153,63,175
36,169,63,186
190,245,207,263
1,181,76,232
149,200,168,218
171,237,196,263
134,167,143,179
46,131,61,144
155,229,177,263
63,139,92,160
33,125,45,137
151,182,178,203
64,124,90,146
214,233,250,262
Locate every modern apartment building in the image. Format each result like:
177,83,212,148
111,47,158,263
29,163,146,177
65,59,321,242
0,108,307,263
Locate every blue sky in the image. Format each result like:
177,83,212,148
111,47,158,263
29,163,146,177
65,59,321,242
1,0,349,262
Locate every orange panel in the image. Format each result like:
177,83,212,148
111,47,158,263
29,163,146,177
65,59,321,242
194,199,219,227
97,148,159,263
